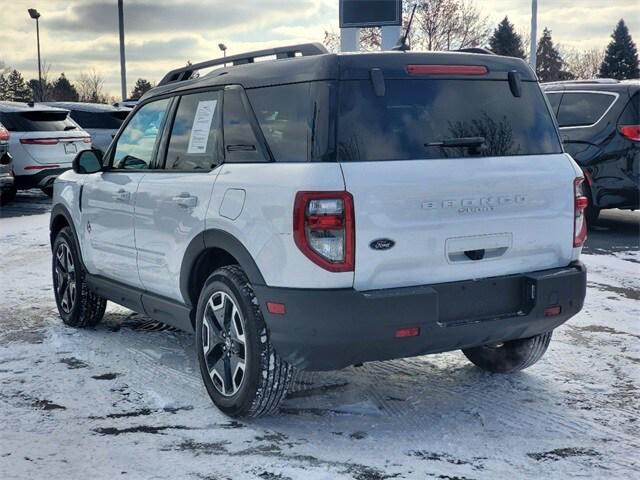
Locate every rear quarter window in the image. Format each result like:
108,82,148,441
556,92,617,128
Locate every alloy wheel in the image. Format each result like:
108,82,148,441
54,242,76,314
201,291,247,397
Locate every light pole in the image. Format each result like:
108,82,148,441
28,8,42,101
218,43,227,58
530,0,538,70
118,0,127,102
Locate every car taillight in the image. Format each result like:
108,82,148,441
618,125,640,142
20,138,60,145
83,137,92,144
0,126,9,141
406,64,488,75
293,191,354,272
573,177,588,247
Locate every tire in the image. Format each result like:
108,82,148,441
195,265,292,418
52,227,106,327
0,185,16,206
462,332,552,373
585,184,600,227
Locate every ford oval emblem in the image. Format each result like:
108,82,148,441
369,239,395,251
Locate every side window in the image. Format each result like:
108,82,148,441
112,98,170,169
165,91,222,170
223,87,268,163
247,83,313,162
556,92,616,128
545,92,562,116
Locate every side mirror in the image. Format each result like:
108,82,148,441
0,152,11,165
72,149,103,174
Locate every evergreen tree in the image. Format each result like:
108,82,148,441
599,19,639,79
130,78,153,99
489,17,525,58
6,69,31,102
536,28,573,82
51,73,79,101
0,74,9,100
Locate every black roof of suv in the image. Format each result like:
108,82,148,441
542,79,639,219
143,42,537,102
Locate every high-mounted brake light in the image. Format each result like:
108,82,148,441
573,177,588,247
0,125,9,141
618,125,640,142
406,64,488,76
293,191,354,272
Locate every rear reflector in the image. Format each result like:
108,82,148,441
395,327,420,338
544,306,562,317
266,302,286,315
406,64,488,76
618,125,640,142
24,164,60,170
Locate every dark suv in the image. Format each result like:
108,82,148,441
543,80,639,223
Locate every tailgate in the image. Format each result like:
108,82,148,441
342,154,577,291
19,131,90,165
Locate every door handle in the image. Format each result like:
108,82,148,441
172,193,197,208
112,189,130,202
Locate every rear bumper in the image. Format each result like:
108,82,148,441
15,167,70,190
0,173,14,190
254,262,587,371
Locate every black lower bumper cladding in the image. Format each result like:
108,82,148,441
254,262,587,371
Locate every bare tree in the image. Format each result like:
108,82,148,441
76,69,106,103
563,48,605,80
324,0,489,52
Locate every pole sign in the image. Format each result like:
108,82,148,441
339,0,403,28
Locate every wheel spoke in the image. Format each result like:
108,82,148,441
209,351,228,394
229,305,245,345
229,354,245,394
202,316,223,353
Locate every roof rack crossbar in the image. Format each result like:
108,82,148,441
158,42,328,86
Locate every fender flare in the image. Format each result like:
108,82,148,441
180,229,266,307
50,204,85,261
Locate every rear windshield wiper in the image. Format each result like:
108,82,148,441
424,137,486,149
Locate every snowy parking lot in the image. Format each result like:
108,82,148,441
1,191,639,480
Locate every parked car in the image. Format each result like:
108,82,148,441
45,102,131,153
0,102,91,196
50,43,587,418
0,122,15,205
543,79,639,223
112,98,138,109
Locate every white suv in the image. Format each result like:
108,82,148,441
50,44,587,418
0,101,91,195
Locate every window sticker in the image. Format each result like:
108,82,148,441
187,100,218,154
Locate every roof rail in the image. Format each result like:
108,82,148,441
543,78,620,86
158,43,328,86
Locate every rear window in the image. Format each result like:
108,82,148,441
618,91,639,125
0,111,77,132
337,79,562,161
556,92,616,128
69,110,130,129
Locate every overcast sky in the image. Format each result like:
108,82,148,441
3,0,639,99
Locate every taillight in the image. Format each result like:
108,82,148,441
20,138,59,145
618,125,640,142
293,191,354,272
83,137,92,144
573,177,588,247
406,64,488,76
0,126,9,141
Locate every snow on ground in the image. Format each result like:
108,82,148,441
1,194,639,480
